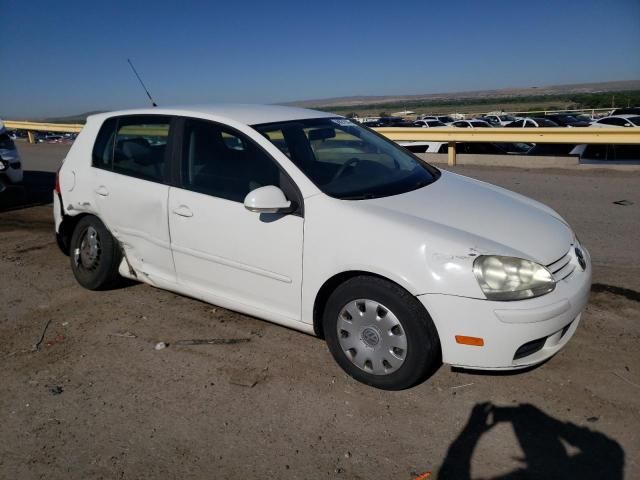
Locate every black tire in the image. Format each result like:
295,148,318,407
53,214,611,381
69,215,122,290
323,276,441,390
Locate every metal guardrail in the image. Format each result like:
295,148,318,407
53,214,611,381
4,120,84,144
4,121,84,133
4,121,640,166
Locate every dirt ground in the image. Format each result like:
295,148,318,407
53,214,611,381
1,143,639,479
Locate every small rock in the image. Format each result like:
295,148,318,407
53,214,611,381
344,451,351,459
587,416,599,423
62,321,69,327
50,386,64,395
154,342,168,350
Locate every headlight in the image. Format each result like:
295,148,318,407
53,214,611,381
473,255,555,301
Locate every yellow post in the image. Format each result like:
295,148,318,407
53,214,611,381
447,141,456,166
27,131,36,144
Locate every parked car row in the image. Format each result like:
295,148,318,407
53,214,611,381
359,108,640,130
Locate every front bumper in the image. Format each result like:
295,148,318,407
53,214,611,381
418,247,591,369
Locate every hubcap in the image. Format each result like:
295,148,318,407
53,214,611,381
76,226,101,270
337,299,408,375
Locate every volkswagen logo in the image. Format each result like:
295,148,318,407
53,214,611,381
361,327,380,347
575,247,586,270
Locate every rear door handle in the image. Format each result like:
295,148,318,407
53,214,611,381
172,205,193,217
95,186,109,196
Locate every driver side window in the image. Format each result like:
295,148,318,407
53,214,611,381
180,119,282,203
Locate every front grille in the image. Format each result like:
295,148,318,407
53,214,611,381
514,336,547,360
546,249,576,281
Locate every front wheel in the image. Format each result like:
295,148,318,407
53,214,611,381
69,216,122,290
323,276,441,390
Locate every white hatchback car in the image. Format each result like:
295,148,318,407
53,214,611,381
54,105,591,390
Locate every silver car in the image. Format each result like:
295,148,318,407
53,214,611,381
0,126,23,192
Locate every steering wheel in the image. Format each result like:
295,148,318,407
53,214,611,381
332,157,360,181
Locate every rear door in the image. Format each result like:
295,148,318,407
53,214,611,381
91,115,176,284
168,118,304,322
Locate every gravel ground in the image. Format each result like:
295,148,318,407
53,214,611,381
1,143,639,479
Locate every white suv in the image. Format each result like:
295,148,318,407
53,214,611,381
54,105,591,389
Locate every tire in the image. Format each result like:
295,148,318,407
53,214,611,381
323,276,441,390
69,215,122,290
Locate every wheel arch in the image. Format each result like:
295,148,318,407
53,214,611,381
312,270,422,338
56,212,102,256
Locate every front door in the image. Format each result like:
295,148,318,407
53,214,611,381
168,118,304,322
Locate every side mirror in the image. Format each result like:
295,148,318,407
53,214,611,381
244,186,292,214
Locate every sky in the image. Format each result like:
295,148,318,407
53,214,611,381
1,0,639,118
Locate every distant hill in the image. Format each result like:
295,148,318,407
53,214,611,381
286,80,640,109
35,79,640,122
41,111,106,123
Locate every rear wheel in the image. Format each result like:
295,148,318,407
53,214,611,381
69,216,122,290
323,276,441,390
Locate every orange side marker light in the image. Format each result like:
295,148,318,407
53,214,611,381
455,335,484,346
413,472,432,480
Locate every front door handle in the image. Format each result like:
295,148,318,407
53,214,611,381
172,205,193,217
95,186,109,197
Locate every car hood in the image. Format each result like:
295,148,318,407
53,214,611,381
364,171,573,265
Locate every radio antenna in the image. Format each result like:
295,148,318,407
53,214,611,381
127,58,158,107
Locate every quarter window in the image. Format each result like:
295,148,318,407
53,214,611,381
92,118,117,169
181,119,282,203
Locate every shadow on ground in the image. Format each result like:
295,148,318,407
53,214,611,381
0,171,55,212
438,402,624,479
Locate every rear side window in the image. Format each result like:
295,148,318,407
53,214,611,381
113,117,170,182
92,116,170,183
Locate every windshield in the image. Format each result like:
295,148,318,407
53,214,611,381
535,118,559,127
253,118,439,200
556,115,580,123
573,114,592,122
498,115,516,121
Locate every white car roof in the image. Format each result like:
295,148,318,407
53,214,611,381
88,104,336,126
